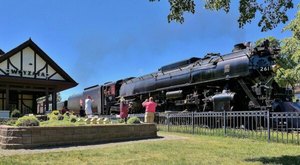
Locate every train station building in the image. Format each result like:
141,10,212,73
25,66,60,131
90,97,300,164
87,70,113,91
0,39,77,116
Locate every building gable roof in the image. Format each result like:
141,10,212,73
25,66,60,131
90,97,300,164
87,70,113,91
0,39,78,91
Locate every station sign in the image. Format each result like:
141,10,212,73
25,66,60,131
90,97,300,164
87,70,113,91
0,46,65,81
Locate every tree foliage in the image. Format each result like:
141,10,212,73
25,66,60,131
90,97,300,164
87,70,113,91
278,5,300,87
255,37,294,87
150,0,294,31
255,36,280,48
255,6,300,88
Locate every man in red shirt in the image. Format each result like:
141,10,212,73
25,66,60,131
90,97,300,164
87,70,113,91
142,97,157,123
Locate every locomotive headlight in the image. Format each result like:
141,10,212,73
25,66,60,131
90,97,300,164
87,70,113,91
272,64,279,72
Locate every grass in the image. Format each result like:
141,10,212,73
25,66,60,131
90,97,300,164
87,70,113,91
0,131,299,165
158,124,300,144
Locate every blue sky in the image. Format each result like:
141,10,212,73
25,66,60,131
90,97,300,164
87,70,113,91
0,0,299,100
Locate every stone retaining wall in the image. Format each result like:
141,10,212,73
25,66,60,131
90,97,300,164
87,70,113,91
0,124,157,149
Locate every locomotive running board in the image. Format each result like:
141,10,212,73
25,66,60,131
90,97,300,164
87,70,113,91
237,79,260,107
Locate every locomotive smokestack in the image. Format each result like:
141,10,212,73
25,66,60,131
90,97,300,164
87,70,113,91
232,43,247,52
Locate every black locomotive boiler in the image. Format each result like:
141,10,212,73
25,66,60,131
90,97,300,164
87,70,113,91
59,40,300,115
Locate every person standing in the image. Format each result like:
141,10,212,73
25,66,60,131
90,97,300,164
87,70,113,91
79,106,85,117
142,97,157,123
85,95,93,118
61,106,68,114
119,97,129,123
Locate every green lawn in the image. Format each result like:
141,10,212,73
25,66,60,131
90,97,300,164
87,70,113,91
0,131,299,165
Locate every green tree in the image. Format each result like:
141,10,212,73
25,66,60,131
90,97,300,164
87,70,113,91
150,0,294,31
255,36,280,48
254,5,300,88
278,5,300,87
255,37,295,87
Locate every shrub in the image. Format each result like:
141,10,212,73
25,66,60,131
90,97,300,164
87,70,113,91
70,115,77,123
63,111,71,121
61,111,77,123
36,115,48,121
103,118,111,124
48,115,58,121
15,116,40,126
127,116,141,124
0,119,18,125
118,118,125,123
0,120,7,125
10,109,21,118
6,119,17,126
47,110,61,121
52,110,60,115
57,114,64,120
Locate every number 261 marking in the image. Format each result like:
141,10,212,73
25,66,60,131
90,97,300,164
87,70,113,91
260,66,270,72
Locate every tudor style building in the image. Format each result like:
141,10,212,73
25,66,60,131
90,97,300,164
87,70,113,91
0,39,77,115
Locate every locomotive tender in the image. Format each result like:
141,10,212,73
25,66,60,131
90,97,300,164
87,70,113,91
59,40,300,115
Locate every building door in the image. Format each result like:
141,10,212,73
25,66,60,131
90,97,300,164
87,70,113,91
9,91,18,111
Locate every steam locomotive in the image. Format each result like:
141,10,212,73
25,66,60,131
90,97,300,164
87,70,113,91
58,40,300,115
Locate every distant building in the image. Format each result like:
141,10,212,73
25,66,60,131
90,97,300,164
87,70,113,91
0,39,77,115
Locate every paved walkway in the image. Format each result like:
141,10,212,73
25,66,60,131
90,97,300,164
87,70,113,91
0,133,188,157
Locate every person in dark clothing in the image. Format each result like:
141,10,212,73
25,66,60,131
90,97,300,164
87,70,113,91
79,106,86,117
61,106,69,114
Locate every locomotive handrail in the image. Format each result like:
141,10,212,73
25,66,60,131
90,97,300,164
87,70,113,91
208,55,225,65
193,60,202,67
245,51,251,59
123,73,243,97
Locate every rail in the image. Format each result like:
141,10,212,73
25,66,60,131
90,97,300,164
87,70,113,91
126,111,300,145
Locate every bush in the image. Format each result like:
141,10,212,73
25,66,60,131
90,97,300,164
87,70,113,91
48,115,58,121
47,110,61,121
103,118,111,124
63,112,77,122
5,119,17,126
70,115,77,123
10,109,21,118
127,116,141,124
3,119,17,126
36,115,48,121
15,116,40,126
63,111,71,121
118,118,126,123
52,110,60,115
57,114,64,120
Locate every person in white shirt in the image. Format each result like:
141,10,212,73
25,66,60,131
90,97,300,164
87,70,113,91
85,95,93,118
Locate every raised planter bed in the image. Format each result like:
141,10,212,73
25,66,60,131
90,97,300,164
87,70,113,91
0,124,157,149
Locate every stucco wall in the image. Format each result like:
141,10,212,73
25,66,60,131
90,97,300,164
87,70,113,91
0,124,157,149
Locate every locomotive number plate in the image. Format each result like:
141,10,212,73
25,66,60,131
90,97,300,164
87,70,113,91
259,66,270,72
